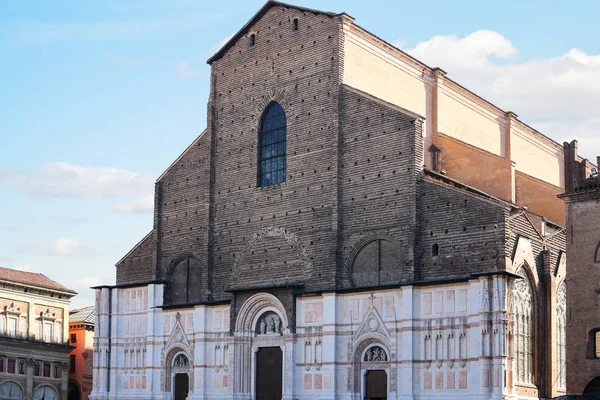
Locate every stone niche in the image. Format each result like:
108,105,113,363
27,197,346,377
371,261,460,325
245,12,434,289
255,312,282,336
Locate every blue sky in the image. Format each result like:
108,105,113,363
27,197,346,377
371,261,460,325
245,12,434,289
1,0,599,308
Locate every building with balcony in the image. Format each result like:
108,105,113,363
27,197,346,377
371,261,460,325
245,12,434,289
0,266,77,400
68,306,94,400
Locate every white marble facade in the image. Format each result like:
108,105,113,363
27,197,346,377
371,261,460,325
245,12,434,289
89,272,540,400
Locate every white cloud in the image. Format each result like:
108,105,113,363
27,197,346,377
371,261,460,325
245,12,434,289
402,31,600,161
16,162,155,198
10,263,36,272
175,61,203,78
113,194,154,214
20,237,99,257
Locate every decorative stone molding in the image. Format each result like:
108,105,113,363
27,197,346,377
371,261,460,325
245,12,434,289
235,292,288,334
233,226,312,283
252,88,295,126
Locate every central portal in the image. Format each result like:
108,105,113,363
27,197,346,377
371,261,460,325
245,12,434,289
255,346,283,400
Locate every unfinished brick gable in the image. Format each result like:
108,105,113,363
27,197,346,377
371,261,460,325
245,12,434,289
208,6,343,296
338,85,422,287
116,230,156,284
417,178,508,280
154,132,211,294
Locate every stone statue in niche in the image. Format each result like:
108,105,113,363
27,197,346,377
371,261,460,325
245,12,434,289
173,354,189,367
256,312,282,335
364,346,387,362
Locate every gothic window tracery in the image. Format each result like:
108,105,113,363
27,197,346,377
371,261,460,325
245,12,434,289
512,266,535,385
556,281,566,388
257,102,287,187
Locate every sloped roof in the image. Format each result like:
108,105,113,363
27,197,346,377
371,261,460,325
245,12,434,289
70,306,95,325
0,266,76,294
207,0,340,64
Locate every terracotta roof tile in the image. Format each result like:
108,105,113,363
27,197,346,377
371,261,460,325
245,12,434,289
0,266,76,294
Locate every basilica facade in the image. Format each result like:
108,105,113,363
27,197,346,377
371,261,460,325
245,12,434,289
90,2,570,400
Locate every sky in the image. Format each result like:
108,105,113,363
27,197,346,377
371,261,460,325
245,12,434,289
1,0,599,309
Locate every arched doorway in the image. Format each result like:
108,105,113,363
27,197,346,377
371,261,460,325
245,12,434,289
584,377,600,394
33,385,57,400
0,381,23,400
67,382,80,400
255,347,282,400
170,353,190,400
174,373,189,400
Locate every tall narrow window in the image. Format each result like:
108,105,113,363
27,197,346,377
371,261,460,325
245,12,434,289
249,34,255,47
258,102,287,187
511,266,535,385
293,18,299,31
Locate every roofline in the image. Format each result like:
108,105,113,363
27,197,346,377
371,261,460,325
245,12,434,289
0,277,77,296
156,129,208,182
206,0,340,64
346,22,566,153
115,229,154,266
342,83,425,120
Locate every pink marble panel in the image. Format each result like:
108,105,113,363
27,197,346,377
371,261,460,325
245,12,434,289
459,371,467,389
447,371,455,389
423,293,432,315
436,372,443,389
304,374,312,390
314,374,322,389
424,372,432,389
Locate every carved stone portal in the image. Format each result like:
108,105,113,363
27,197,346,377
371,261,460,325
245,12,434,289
256,312,282,336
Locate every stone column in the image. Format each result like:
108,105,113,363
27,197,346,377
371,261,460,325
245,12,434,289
61,362,69,400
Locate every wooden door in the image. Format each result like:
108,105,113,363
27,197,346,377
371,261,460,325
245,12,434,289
174,373,189,400
365,370,387,400
255,347,283,400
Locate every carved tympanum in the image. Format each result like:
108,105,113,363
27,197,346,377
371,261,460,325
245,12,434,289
364,346,387,362
256,312,282,336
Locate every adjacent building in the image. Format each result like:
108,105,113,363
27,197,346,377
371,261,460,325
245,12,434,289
0,266,77,400
91,2,574,399
68,306,94,400
559,145,600,395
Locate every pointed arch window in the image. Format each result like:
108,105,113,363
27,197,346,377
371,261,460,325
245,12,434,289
258,102,287,187
511,266,535,385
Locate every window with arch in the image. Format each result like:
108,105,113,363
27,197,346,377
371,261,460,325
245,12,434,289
587,329,600,359
351,238,403,286
0,381,22,399
511,266,535,385
166,257,201,306
257,102,287,187
33,384,57,400
556,281,566,389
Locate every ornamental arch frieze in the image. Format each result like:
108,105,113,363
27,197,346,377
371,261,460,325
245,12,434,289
345,233,408,287
251,88,296,127
232,226,313,285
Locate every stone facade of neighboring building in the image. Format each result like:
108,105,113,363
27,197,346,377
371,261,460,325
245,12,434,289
0,266,77,400
559,144,600,395
91,2,571,400
68,306,94,400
